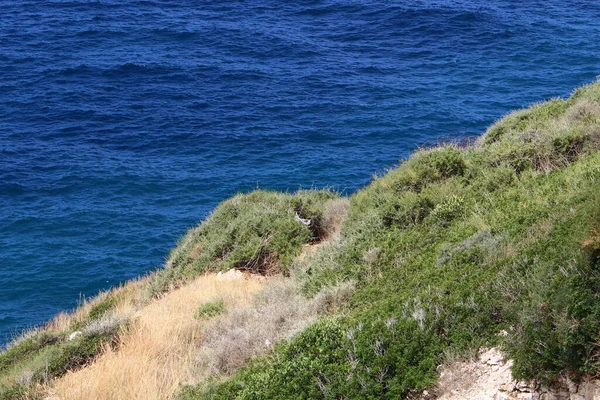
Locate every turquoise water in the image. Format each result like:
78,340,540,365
1,0,599,344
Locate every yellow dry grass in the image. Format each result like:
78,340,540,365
45,274,264,400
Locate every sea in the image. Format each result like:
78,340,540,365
1,0,599,345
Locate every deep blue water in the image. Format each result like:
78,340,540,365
1,0,599,345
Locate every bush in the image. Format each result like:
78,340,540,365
30,331,116,382
166,189,338,284
500,199,600,382
483,99,569,145
0,312,126,397
195,280,320,377
552,132,585,159
430,195,465,226
380,191,435,228
86,295,117,322
0,384,27,400
195,301,226,320
320,198,350,238
0,332,59,373
388,146,467,192
185,317,440,400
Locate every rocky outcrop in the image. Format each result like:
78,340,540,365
427,348,600,400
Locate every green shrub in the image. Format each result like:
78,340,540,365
483,99,569,144
182,317,440,400
0,383,27,400
389,146,467,192
552,132,585,159
499,197,600,382
380,191,434,228
167,189,337,283
86,296,117,322
0,314,125,397
430,195,465,225
0,332,59,373
195,301,226,320
28,328,120,383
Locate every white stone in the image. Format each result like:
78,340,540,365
499,383,515,392
216,268,244,281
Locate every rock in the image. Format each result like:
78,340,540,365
516,381,533,392
216,269,244,281
428,347,600,400
576,379,599,399
482,348,505,366
515,393,535,400
495,392,511,400
500,383,515,392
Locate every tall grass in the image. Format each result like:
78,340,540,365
45,275,264,400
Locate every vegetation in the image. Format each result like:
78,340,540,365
179,80,600,398
0,321,123,399
195,301,226,320
0,288,132,399
146,189,338,297
0,188,337,399
47,275,265,400
3,80,600,399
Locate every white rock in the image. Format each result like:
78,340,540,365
499,383,515,392
216,269,244,281
516,381,533,392
68,331,82,341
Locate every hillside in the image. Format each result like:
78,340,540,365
2,80,600,400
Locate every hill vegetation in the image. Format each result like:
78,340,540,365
2,80,600,399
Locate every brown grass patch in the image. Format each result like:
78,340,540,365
44,275,263,400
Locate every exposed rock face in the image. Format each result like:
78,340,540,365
429,348,600,400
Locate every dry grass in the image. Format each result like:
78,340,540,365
194,279,316,377
321,197,350,239
193,278,355,380
36,230,353,400
44,274,264,400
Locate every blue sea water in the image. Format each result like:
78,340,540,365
1,0,599,345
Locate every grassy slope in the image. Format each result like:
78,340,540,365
0,189,337,399
47,275,265,400
180,81,600,399
2,81,600,400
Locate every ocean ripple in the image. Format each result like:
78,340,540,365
1,0,599,344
